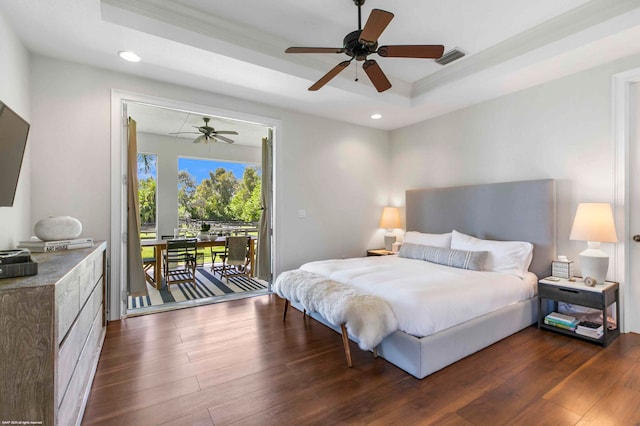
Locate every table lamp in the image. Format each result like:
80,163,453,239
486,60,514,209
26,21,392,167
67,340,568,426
569,203,618,285
380,206,401,251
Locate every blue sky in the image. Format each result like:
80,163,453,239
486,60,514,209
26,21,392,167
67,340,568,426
178,158,253,183
138,155,258,183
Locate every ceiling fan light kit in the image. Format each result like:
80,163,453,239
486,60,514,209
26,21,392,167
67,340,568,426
285,0,444,93
169,117,238,144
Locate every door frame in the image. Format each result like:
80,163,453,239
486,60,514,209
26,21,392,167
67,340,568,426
109,90,281,320
613,66,640,333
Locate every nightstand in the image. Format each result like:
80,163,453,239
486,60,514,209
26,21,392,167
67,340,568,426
367,249,395,256
538,277,620,347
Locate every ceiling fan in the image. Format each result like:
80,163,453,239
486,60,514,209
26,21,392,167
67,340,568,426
170,117,238,144
285,0,445,93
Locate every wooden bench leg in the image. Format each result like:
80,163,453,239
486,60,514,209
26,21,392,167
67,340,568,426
282,299,289,322
340,324,352,368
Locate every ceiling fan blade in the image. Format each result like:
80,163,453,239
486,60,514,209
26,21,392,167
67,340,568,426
212,134,235,144
363,60,392,92
193,135,207,144
286,47,345,54
169,131,199,135
308,61,351,91
377,45,445,59
213,131,239,135
359,9,394,46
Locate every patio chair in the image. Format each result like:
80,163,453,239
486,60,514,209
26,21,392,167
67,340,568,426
163,238,198,289
142,249,156,287
163,234,205,267
216,236,251,279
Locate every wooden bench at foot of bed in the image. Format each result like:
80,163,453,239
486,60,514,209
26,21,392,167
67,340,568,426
275,270,397,368
282,298,378,367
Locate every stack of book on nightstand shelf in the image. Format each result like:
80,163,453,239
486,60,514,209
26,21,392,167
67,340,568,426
544,312,580,331
575,321,604,339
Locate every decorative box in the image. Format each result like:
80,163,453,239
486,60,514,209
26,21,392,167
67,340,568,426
551,260,574,279
0,250,38,279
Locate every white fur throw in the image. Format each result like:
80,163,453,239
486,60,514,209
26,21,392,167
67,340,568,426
274,269,398,351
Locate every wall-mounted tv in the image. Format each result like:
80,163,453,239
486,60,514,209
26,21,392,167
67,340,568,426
0,100,30,207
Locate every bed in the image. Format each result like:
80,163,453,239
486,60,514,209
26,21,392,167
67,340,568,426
278,179,556,379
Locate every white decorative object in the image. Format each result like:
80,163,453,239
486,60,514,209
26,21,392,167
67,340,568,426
34,216,82,241
569,203,618,285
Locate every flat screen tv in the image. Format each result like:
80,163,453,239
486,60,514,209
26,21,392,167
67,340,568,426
0,100,30,207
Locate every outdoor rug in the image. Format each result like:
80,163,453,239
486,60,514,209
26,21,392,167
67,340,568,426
128,267,268,310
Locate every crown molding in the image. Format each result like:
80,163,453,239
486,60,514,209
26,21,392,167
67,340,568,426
412,0,640,98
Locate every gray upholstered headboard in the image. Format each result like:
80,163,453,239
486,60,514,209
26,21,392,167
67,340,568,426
406,179,556,279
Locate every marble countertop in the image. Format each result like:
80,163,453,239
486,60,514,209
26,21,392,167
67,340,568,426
0,241,106,291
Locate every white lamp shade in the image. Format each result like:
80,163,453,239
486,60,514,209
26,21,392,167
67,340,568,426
569,203,617,243
379,206,401,229
570,202,617,285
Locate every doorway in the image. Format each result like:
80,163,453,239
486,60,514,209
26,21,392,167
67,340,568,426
628,81,640,332
109,92,278,320
613,67,640,334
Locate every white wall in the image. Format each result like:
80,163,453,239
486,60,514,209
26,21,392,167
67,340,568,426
391,52,640,282
29,55,389,289
137,131,262,237
0,10,31,249
0,13,33,250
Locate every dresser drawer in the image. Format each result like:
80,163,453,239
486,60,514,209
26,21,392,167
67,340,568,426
80,253,99,307
56,270,81,344
57,282,103,406
57,252,102,344
58,305,103,426
93,251,104,284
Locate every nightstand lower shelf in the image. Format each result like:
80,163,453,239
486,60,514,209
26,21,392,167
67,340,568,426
539,322,618,347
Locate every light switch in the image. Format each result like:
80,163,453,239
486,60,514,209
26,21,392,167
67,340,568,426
298,209,306,218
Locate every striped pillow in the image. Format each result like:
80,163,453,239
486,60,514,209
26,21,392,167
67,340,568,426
399,243,487,271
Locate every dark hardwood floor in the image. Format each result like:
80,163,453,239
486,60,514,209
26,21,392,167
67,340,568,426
83,294,640,425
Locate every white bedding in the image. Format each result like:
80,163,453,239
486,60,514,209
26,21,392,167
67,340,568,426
300,255,537,338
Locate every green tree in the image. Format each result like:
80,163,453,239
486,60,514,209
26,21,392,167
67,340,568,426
230,167,262,221
209,168,238,220
178,170,197,221
138,153,155,174
193,177,216,219
138,176,156,225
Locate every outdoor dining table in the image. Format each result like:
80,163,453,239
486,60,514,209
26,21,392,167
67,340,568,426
140,236,256,289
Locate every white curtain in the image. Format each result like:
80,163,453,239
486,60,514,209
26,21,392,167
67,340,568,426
127,117,147,296
257,128,273,282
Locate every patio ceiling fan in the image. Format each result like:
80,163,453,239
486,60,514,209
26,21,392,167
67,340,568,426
285,0,445,92
170,117,238,144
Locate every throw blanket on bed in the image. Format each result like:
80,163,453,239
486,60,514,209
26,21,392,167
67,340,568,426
274,269,398,350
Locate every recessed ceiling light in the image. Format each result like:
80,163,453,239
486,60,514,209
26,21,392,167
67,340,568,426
118,51,141,62
371,113,382,120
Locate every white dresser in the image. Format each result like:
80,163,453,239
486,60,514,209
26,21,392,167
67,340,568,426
0,241,107,425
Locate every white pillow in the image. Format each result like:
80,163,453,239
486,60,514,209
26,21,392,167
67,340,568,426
403,231,452,248
450,230,533,278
